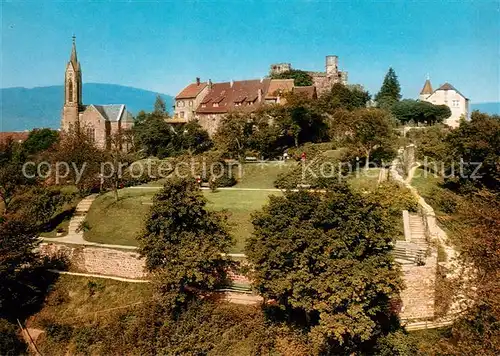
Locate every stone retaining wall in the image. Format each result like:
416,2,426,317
39,243,251,284
40,243,148,279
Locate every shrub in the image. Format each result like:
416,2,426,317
0,318,26,355
427,187,462,214
46,323,73,342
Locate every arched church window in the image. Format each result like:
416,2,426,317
68,79,74,103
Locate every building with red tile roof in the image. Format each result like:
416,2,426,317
0,131,30,145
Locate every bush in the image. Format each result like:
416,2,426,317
427,187,462,214
0,318,25,356
46,323,73,342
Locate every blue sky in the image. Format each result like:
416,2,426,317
2,0,499,103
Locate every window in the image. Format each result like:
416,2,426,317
189,100,193,107
452,100,460,107
180,111,185,118
86,127,95,143
68,79,73,103
213,102,219,107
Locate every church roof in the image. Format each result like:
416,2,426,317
91,104,130,122
420,79,433,95
69,36,79,71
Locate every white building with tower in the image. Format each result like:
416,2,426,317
419,77,470,128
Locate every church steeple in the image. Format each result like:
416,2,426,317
69,34,79,70
62,35,83,131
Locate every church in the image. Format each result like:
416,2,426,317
61,37,134,149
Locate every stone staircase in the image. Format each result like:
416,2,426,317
67,194,98,235
394,212,428,265
408,213,428,249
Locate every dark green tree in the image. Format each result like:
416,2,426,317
246,184,403,353
153,94,167,115
318,83,370,113
270,69,313,86
22,128,59,156
444,111,500,192
133,113,175,158
392,100,451,125
137,178,234,310
375,67,401,109
349,108,396,169
176,120,212,155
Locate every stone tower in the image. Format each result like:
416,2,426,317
325,55,338,77
62,35,82,131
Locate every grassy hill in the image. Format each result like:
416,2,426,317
0,83,173,131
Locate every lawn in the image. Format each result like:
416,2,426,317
347,168,383,191
84,187,280,252
39,219,70,238
234,161,295,188
29,275,152,328
411,167,444,199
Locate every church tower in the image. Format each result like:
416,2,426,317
419,75,433,101
62,35,83,130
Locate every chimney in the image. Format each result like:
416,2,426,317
258,88,263,103
208,79,213,89
196,77,200,86
230,80,234,88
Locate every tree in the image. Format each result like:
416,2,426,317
246,185,403,353
444,111,500,192
0,138,30,214
318,83,370,113
22,128,59,156
375,67,401,109
153,94,167,115
50,125,104,193
270,69,313,86
133,112,175,158
213,112,252,160
392,100,451,125
176,120,212,155
137,178,234,310
350,108,396,169
276,93,328,147
0,216,38,319
433,192,500,354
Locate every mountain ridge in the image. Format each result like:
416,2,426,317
0,83,173,132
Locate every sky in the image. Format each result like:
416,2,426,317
1,0,499,103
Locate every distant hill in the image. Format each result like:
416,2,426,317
0,83,173,132
471,102,500,115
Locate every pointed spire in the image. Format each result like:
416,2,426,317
420,76,433,95
69,35,78,69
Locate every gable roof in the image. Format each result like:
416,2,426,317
437,82,457,91
89,104,130,122
176,82,208,99
293,86,317,99
433,82,469,99
420,79,433,95
196,79,271,114
0,131,30,144
266,79,295,99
